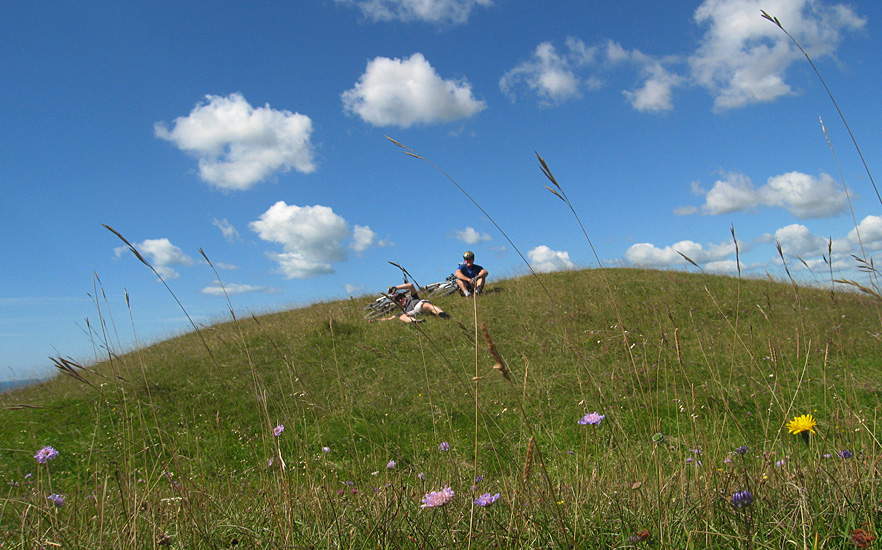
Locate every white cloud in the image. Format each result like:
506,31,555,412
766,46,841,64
201,283,279,296
623,60,684,113
212,218,240,242
351,225,378,254
528,245,575,273
698,170,848,218
604,41,684,113
114,238,194,280
760,171,849,218
249,201,374,279
455,226,492,245
336,0,492,24
345,283,366,295
625,239,739,267
342,53,485,128
847,215,882,252
703,171,761,214
500,40,597,106
769,224,829,257
155,93,316,191
689,0,865,111
673,205,698,216
705,259,745,274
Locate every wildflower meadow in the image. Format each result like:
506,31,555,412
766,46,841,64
1,263,880,548
2,15,881,547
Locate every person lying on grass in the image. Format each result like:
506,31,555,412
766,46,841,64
373,282,451,324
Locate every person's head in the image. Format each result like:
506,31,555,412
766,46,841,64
463,250,475,263
393,292,407,304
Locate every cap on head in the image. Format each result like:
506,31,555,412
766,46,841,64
463,251,475,260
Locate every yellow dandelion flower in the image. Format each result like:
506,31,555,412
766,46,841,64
786,414,817,435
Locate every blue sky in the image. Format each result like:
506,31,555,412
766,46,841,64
2,0,880,382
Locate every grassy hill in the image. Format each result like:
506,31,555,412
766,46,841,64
1,268,880,548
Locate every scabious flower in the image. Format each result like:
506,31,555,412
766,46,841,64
474,492,500,507
578,412,605,425
386,460,396,469
439,442,450,451
272,425,284,437
776,459,786,468
838,449,854,459
786,414,817,435
735,446,748,455
731,490,753,510
48,493,64,508
421,486,454,508
34,446,58,463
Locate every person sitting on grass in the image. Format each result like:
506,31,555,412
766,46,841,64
373,282,451,324
455,250,488,297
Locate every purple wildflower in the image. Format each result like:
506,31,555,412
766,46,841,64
417,472,425,480
439,442,450,452
838,449,854,459
474,492,500,507
272,425,284,437
776,459,786,468
421,486,454,508
34,446,58,464
731,490,753,510
321,446,331,453
578,412,605,425
475,475,483,483
735,446,748,455
823,453,832,459
386,460,396,469
723,457,732,464
48,493,65,508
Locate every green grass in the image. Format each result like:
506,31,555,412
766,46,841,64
2,267,881,548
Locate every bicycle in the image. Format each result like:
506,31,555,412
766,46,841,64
363,274,459,321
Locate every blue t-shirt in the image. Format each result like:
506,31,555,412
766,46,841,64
457,262,484,279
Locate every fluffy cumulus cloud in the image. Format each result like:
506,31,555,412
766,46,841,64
768,224,829,257
689,0,865,111
249,202,375,279
336,0,492,24
847,216,882,252
694,170,848,218
528,245,575,273
500,1,863,112
500,38,598,106
342,53,485,128
351,225,379,254
455,226,492,245
114,238,194,280
605,42,684,113
625,239,740,267
155,93,316,191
